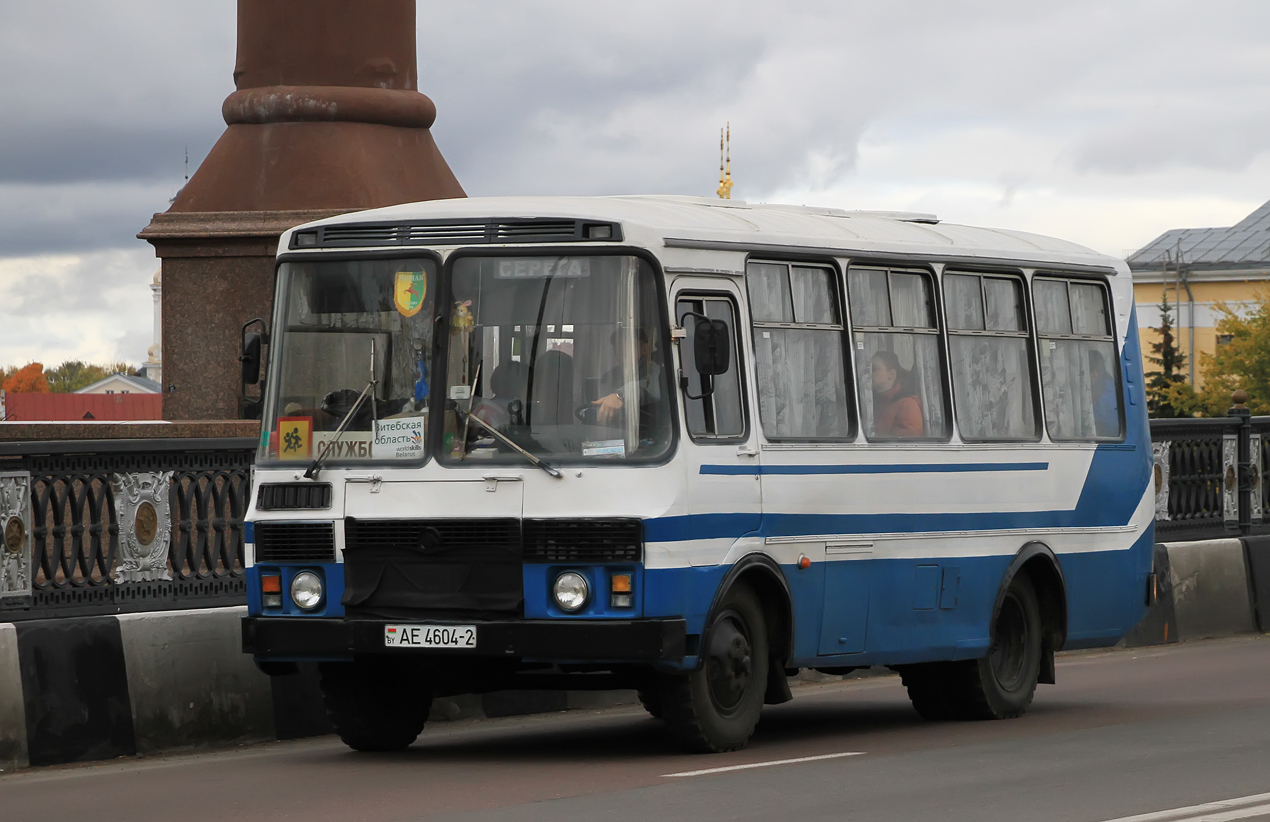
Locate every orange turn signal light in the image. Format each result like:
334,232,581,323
611,573,632,593
261,575,282,593
798,555,811,570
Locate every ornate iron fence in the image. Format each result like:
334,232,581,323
0,438,254,621
1151,397,1270,541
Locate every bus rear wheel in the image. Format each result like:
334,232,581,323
901,573,1043,721
318,660,432,751
964,572,1043,719
657,583,769,753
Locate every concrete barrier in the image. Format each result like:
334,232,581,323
117,608,274,753
0,623,28,771
1161,539,1258,641
1242,536,1270,632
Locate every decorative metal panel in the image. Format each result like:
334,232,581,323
0,471,33,606
1252,434,1264,524
1223,432,1238,525
1152,441,1171,521
110,471,173,582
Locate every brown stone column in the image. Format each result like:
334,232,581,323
140,0,464,420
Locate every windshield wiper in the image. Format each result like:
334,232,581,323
304,339,378,480
452,404,562,479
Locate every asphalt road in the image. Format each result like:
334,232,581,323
3,635,1269,822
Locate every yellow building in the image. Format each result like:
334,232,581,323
1129,200,1270,390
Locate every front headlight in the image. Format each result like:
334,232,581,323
552,571,589,612
290,571,324,610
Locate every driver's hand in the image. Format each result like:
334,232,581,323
591,393,623,425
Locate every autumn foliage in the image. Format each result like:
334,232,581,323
2,363,51,393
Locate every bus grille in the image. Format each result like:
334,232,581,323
254,522,336,563
523,519,643,563
344,518,520,551
257,483,332,510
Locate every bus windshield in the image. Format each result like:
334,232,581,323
439,254,672,464
261,257,437,464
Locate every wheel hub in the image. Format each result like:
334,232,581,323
706,615,752,714
990,594,1028,690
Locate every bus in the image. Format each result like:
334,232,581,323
240,195,1154,754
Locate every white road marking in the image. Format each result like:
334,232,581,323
661,751,865,778
1099,792,1270,822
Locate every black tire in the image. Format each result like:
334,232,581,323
658,584,769,753
897,663,958,721
959,572,1042,719
637,688,664,719
899,573,1043,722
318,660,433,752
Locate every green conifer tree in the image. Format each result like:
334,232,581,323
1145,292,1190,417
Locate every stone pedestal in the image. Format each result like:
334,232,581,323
139,0,464,420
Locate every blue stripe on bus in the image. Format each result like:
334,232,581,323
699,462,1049,476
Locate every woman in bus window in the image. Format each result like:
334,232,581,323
871,350,924,437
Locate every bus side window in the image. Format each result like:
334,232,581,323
1034,277,1123,440
943,272,1039,441
677,296,746,441
847,266,949,440
745,263,853,441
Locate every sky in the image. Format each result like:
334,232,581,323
2,0,1270,370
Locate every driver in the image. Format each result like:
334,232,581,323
591,328,662,426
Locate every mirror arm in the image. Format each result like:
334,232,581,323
679,369,714,401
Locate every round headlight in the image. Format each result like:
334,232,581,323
290,571,324,610
552,571,589,612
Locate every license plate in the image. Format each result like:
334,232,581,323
384,624,477,649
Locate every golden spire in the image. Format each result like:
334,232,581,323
717,122,733,199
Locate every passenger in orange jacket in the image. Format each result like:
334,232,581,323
870,351,924,437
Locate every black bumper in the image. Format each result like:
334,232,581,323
242,616,687,662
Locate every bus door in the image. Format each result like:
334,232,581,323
674,283,761,563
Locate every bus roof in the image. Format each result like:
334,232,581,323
286,195,1119,269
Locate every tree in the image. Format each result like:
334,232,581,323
1144,292,1194,417
1181,290,1270,416
2,363,51,393
45,361,106,393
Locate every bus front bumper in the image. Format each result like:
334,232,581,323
242,616,687,662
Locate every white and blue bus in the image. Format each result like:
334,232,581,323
240,195,1154,753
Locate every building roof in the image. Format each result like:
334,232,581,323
74,373,161,394
1,392,162,421
1128,199,1270,271
284,195,1119,270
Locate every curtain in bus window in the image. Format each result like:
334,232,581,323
1070,283,1110,335
1033,280,1072,335
790,266,837,324
847,268,891,327
944,274,985,330
984,278,1024,331
754,328,850,438
889,273,933,328
854,332,947,439
1041,339,1121,439
747,263,793,322
949,336,1036,439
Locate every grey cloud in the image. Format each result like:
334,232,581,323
0,181,175,257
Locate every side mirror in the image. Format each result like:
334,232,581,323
240,333,262,385
240,318,269,386
692,316,730,376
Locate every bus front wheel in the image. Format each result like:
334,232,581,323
318,660,432,752
657,583,769,753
